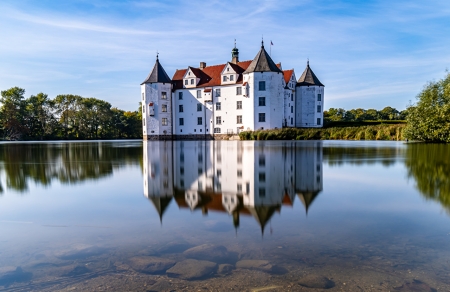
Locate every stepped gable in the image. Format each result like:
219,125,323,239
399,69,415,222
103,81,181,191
283,69,294,84
172,60,252,90
141,57,172,85
243,42,283,74
297,61,324,87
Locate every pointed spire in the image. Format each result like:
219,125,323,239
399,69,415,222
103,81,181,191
141,54,172,85
244,43,282,74
297,61,324,87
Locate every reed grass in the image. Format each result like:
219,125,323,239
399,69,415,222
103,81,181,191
239,124,406,141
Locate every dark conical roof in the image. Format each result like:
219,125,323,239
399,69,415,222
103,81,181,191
243,42,282,74
247,205,279,234
148,196,173,222
297,61,324,86
141,57,172,85
297,190,320,214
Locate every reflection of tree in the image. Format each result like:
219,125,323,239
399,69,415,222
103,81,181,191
0,142,142,193
405,144,450,213
324,146,401,167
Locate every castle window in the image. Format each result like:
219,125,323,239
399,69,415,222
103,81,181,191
216,88,221,97
236,87,242,95
318,94,322,101
179,118,184,126
291,106,293,113
227,68,230,72
259,113,265,122
230,75,234,81
179,105,183,112
291,117,293,125
142,93,144,100
214,127,221,133
237,170,242,177
259,81,266,91
179,92,183,100
223,76,227,82
143,118,145,126
237,155,242,164
259,172,266,182
317,118,321,125
185,80,188,85
216,102,221,111
162,118,168,126
197,103,202,111
259,188,266,198
216,116,222,125
236,115,242,124
180,167,184,175
197,117,202,125
237,184,242,193
142,105,145,113
317,105,322,113
197,90,201,98
162,104,167,112
259,155,265,166
198,153,203,163
259,97,266,106
237,101,242,109
291,93,293,101
217,169,222,177
162,92,167,99
191,79,194,85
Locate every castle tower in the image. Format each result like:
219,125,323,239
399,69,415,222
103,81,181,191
242,41,284,131
141,55,173,140
231,40,239,64
295,61,325,128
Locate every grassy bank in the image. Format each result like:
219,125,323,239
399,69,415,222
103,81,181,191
239,124,406,141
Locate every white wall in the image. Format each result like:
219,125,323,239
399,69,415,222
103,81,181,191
295,85,324,128
142,82,172,136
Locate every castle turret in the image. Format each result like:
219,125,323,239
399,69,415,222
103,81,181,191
231,40,239,64
242,41,284,131
141,55,173,140
295,61,325,128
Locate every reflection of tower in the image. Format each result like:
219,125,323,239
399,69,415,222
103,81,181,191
295,141,323,213
143,141,173,221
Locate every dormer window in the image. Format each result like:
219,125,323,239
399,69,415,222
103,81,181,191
185,80,188,85
188,72,191,76
191,79,194,85
223,76,227,82
230,75,234,81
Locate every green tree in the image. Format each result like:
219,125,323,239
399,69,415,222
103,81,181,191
54,94,82,139
404,72,450,142
25,93,57,140
0,87,28,140
379,106,399,120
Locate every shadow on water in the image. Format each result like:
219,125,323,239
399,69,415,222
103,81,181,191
0,267,32,287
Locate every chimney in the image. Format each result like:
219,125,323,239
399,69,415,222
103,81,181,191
200,62,206,69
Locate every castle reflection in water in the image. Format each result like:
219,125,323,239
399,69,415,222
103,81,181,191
143,141,323,233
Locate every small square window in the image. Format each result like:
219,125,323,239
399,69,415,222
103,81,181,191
216,116,221,125
197,103,202,111
184,80,188,85
197,117,202,125
162,92,167,99
216,102,221,111
318,94,322,101
179,105,183,112
317,118,321,125
162,104,167,112
259,172,266,182
216,88,221,97
258,113,265,122
259,97,265,106
191,79,194,85
237,170,242,177
259,155,265,166
259,188,266,197
179,118,184,125
237,101,242,109
236,87,242,95
223,76,227,82
317,105,321,113
179,92,183,100
230,75,234,81
259,81,265,91
162,118,168,126
214,127,221,133
236,115,242,124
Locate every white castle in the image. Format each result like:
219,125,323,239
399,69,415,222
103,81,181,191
140,42,324,140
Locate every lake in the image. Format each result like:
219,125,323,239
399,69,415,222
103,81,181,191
0,140,449,291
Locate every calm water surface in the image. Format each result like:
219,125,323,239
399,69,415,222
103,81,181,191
0,140,449,291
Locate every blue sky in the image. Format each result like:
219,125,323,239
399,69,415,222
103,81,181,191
1,0,449,111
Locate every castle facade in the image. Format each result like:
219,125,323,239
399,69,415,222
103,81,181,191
141,42,324,140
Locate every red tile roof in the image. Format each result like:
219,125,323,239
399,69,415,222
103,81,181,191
283,69,294,84
172,60,252,90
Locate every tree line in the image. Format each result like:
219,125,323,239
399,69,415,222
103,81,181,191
0,87,142,140
324,106,408,122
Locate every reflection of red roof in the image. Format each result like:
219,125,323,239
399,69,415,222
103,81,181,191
283,69,294,84
172,61,252,90
282,192,293,206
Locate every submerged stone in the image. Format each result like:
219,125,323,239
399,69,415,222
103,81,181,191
62,265,91,277
394,279,437,292
183,244,229,262
166,259,217,280
0,267,32,287
217,264,234,275
235,260,273,273
55,245,106,261
298,274,335,289
156,242,192,254
127,256,176,274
